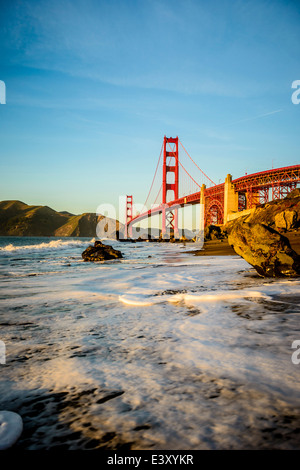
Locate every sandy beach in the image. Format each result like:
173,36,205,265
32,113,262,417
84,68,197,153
191,230,300,257
192,239,236,256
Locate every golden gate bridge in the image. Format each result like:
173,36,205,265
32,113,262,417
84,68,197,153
126,136,300,238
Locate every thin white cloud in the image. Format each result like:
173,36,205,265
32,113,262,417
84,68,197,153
225,109,283,127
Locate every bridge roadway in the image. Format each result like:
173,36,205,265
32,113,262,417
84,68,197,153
128,164,300,229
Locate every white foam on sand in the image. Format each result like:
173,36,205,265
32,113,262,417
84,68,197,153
1,243,300,449
119,294,159,306
168,290,270,304
0,411,23,450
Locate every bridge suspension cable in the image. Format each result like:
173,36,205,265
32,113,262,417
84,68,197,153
178,138,216,187
154,184,162,205
142,141,164,211
165,140,201,192
134,136,217,221
144,142,178,209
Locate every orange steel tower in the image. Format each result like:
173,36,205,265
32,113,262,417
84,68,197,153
126,195,133,238
162,136,179,238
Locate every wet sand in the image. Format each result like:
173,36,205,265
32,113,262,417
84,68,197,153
1,237,300,450
191,230,300,257
191,238,236,256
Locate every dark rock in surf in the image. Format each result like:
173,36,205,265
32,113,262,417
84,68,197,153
82,240,123,262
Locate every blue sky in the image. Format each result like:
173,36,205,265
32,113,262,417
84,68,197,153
0,0,299,217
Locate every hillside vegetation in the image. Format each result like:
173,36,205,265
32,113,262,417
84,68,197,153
0,200,124,238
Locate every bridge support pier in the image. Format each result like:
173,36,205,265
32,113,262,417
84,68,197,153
224,174,239,224
200,183,206,206
197,183,206,241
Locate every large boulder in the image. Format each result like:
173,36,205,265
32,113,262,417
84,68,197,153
228,221,300,277
82,240,123,262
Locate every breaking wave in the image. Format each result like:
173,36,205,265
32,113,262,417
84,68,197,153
0,238,95,253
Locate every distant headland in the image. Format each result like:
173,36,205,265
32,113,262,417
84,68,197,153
0,200,123,238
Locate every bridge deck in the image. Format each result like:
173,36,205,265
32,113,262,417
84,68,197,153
128,164,300,227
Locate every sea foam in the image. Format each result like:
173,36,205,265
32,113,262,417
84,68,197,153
0,238,95,253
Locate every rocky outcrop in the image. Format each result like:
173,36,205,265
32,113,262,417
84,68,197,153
204,225,226,241
82,240,123,262
235,188,300,232
274,210,298,231
228,221,300,277
225,189,300,277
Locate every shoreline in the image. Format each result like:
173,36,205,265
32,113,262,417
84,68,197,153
189,238,237,256
119,237,237,256
1,229,299,258
189,230,300,257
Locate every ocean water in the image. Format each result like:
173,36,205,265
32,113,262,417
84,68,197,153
0,236,300,450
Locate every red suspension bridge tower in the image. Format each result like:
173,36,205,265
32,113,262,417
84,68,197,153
126,195,133,238
162,136,179,238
